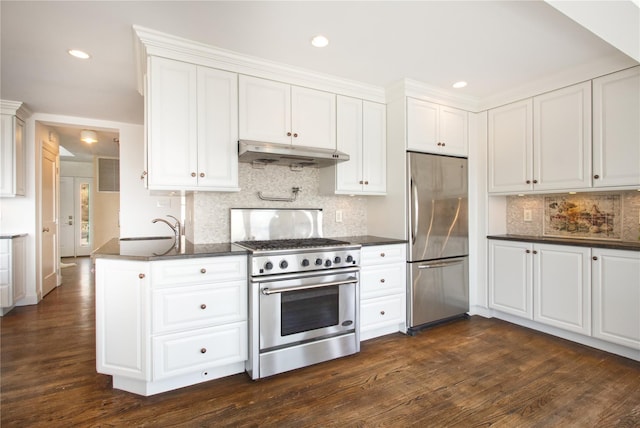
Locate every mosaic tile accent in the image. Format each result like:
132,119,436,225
190,163,368,243
544,194,621,239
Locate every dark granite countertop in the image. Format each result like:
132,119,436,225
92,237,249,261
332,235,407,246
0,233,28,239
488,234,640,251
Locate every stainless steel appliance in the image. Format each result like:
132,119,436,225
407,152,469,334
231,209,361,380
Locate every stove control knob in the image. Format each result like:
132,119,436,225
325,259,332,267
315,258,323,266
264,261,273,270
334,256,342,264
346,255,354,263
279,260,289,269
301,259,310,267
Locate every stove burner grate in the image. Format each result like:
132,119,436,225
235,238,350,251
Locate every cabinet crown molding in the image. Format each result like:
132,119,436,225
0,100,31,119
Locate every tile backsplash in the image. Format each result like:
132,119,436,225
506,191,640,242
190,163,368,243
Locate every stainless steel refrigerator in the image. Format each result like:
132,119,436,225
407,151,469,335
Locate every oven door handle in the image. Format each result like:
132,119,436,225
261,277,358,295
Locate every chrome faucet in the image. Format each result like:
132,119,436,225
152,215,182,241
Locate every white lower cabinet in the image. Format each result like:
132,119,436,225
489,240,639,358
359,244,406,341
96,255,247,396
0,236,26,316
591,249,640,350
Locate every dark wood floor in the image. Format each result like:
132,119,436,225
1,257,639,427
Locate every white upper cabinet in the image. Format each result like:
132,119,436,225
488,99,533,193
1,101,27,197
533,81,592,191
592,67,640,188
239,75,336,150
406,97,468,157
147,56,238,191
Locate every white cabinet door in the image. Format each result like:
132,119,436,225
96,259,150,380
197,67,238,190
238,75,292,145
533,82,592,191
334,96,363,193
592,249,640,350
407,98,467,156
0,115,25,197
533,244,591,335
362,101,387,193
488,99,533,193
291,86,336,150
488,240,533,319
592,67,640,188
148,56,198,188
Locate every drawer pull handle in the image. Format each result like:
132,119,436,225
200,268,206,274
200,348,207,354
200,304,207,310
380,310,385,315
139,273,145,279
380,253,385,257
380,278,385,283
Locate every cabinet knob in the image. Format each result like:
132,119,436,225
42,227,50,233
380,278,385,283
533,179,538,184
286,132,292,137
200,268,206,274
200,348,207,354
200,304,207,310
140,171,147,180
139,273,145,279
532,250,538,255
293,133,298,138
592,256,598,261
441,142,446,146
359,180,364,184
526,249,531,253
191,172,196,177
380,310,386,315
200,172,205,178
364,181,369,185
380,253,385,257
437,142,442,146
594,175,600,179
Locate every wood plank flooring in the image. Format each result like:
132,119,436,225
1,257,639,427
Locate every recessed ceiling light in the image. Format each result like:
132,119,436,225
311,35,329,48
452,81,468,89
68,49,91,59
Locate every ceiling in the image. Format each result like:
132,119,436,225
1,1,638,159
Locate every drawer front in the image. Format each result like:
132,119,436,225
151,256,246,288
152,280,247,334
361,263,405,299
361,244,406,266
361,295,404,331
153,321,247,380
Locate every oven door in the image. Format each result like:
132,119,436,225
258,269,358,351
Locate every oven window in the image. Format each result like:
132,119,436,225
281,286,339,336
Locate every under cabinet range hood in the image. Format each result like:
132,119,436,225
238,140,349,168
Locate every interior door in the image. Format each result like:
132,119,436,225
42,145,59,296
75,178,92,256
59,176,75,257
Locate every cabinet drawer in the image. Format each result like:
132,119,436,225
361,264,405,299
361,295,404,331
361,244,405,266
151,256,246,288
153,321,247,380
152,280,247,334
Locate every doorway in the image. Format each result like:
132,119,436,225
60,176,92,257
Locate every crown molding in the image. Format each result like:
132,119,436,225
1,100,32,119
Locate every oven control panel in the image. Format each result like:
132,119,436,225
250,248,360,276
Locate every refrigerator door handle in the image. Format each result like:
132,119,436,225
417,258,466,269
411,178,418,245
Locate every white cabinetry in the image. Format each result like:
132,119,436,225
592,67,640,188
1,101,27,197
360,244,406,340
488,82,592,193
0,236,26,316
406,97,468,156
592,249,640,350
488,240,532,319
96,255,247,396
146,56,239,191
320,96,386,195
239,75,336,150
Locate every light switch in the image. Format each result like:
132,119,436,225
524,209,532,222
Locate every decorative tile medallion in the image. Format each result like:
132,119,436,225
544,194,621,239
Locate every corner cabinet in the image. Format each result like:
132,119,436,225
406,97,468,157
360,244,406,340
0,102,27,197
238,75,336,150
320,96,386,195
592,67,640,188
146,56,239,191
95,255,248,396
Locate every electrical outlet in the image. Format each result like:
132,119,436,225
524,209,532,222
335,210,343,223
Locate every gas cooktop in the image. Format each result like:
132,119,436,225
234,238,352,252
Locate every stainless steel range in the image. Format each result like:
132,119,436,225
231,209,361,380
